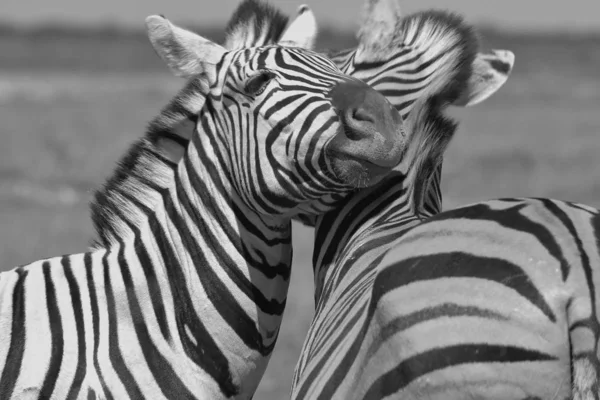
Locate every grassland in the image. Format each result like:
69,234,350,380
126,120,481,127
0,24,599,399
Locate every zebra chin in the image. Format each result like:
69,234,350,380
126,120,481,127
328,151,399,188
326,131,406,188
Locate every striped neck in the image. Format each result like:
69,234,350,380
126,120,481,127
114,112,293,397
312,172,431,307
293,139,444,395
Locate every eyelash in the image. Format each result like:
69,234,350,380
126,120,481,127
244,71,277,96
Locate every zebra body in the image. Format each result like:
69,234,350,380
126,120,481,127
367,198,598,399
1,248,230,399
1,13,405,399
296,197,600,399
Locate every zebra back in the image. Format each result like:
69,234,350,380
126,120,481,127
304,197,600,399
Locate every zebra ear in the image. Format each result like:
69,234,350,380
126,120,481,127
146,15,226,79
278,5,317,49
452,50,515,107
355,0,402,61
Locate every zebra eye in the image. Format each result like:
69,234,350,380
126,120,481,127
244,71,276,96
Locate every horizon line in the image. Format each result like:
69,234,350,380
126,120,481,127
0,18,599,36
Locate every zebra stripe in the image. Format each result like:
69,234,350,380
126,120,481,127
1,16,404,399
89,0,515,245
342,198,597,399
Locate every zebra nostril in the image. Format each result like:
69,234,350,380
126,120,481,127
350,106,376,125
342,108,376,141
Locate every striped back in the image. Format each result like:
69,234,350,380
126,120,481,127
89,0,514,247
290,9,518,399
350,197,600,399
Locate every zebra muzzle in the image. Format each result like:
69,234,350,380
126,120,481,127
327,79,406,186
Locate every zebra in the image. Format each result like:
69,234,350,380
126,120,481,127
290,5,599,400
89,0,516,245
0,14,407,399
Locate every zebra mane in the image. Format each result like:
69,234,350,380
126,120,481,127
400,97,457,217
89,1,290,248
224,0,290,49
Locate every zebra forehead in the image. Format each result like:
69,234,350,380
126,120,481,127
230,46,338,72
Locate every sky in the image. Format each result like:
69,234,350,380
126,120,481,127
3,0,600,32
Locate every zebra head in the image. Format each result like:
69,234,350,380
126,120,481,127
344,0,515,114
145,15,406,217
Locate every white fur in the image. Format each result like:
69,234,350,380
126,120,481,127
453,49,516,106
356,0,402,61
145,15,226,79
279,5,318,49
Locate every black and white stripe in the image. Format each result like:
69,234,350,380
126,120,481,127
0,15,404,399
370,198,600,399
297,191,600,399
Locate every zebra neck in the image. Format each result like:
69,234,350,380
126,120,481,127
313,168,442,306
113,134,293,395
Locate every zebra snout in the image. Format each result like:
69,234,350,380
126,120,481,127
324,80,405,188
327,79,405,178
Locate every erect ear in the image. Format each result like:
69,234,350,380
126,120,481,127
452,49,515,107
145,15,227,80
355,0,402,62
278,5,318,49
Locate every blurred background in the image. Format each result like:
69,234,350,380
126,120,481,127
1,0,599,398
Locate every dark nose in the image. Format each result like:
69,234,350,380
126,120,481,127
329,79,401,142
326,79,405,186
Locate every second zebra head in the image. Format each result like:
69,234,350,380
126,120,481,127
146,15,407,218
